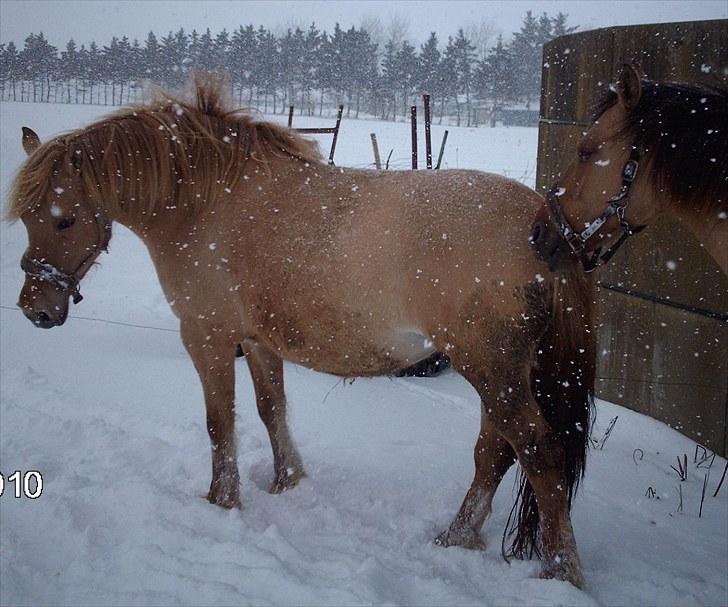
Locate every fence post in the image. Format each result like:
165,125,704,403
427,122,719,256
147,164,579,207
424,94,432,169
435,130,449,170
328,104,344,165
370,133,382,170
410,105,418,170
287,105,294,128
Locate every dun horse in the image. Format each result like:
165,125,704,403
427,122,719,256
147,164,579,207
531,65,728,276
9,78,595,587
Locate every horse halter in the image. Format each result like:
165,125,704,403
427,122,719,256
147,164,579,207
545,148,646,273
20,214,111,304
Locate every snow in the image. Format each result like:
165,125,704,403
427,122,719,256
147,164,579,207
2,101,726,606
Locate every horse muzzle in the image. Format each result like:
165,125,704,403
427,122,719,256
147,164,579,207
530,219,579,273
18,283,69,329
23,308,65,328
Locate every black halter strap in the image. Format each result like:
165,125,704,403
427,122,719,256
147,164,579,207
546,148,645,272
20,214,111,304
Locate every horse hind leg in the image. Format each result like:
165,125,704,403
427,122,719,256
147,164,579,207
508,410,584,587
448,341,584,587
435,405,516,550
241,339,305,493
483,371,584,587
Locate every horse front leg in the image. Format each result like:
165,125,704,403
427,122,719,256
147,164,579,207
182,320,240,508
435,404,516,550
240,339,305,493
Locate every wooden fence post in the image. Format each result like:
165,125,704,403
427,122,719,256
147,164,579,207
424,94,432,169
410,105,418,169
370,133,382,170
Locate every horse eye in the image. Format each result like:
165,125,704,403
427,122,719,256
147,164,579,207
577,149,593,161
58,217,76,231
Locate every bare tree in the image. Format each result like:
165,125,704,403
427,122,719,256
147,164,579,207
360,14,385,63
465,18,498,62
385,12,410,48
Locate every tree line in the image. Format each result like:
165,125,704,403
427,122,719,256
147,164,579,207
0,11,576,126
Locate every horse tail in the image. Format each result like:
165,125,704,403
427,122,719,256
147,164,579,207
503,271,596,559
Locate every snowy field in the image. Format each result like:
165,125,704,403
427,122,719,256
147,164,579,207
1,101,726,607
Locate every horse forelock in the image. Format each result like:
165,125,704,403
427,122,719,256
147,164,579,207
7,139,67,221
7,76,323,221
594,80,728,217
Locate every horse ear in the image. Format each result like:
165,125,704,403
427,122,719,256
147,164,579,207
21,127,42,156
616,64,642,110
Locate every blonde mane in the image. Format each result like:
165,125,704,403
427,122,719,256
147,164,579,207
7,76,323,220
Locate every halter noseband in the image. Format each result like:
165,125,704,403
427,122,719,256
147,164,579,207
545,148,645,272
20,214,111,304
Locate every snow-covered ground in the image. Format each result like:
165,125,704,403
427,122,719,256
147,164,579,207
1,101,726,606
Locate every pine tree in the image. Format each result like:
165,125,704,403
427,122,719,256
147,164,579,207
60,39,80,102
142,31,161,82
214,29,230,72
439,36,459,124
451,28,476,126
85,41,102,103
302,23,320,115
0,43,22,100
537,12,553,47
380,38,399,120
475,34,513,126
159,28,188,87
342,26,377,118
552,12,578,38
279,28,304,111
395,39,418,117
255,26,278,113
510,10,541,109
229,24,257,104
21,32,58,102
418,32,441,97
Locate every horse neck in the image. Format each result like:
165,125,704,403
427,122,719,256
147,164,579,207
101,199,190,250
667,204,728,276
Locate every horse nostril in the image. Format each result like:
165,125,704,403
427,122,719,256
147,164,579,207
530,222,544,244
28,309,58,328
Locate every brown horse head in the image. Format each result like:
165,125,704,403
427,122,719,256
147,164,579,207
9,128,110,327
531,64,728,273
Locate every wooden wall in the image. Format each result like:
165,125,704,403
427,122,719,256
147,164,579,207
536,19,728,455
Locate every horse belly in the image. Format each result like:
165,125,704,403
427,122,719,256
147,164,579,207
276,326,437,377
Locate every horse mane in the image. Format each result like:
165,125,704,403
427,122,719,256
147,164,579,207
7,74,322,221
593,79,728,218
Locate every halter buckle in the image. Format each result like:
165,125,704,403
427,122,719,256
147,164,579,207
622,159,638,182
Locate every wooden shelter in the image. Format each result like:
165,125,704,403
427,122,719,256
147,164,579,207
536,19,728,455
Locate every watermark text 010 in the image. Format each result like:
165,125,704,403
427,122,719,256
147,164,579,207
0,471,44,499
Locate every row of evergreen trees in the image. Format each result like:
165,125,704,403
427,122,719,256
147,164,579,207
0,11,576,126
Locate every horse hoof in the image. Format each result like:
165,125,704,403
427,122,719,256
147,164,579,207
434,526,486,550
269,467,305,494
207,480,241,509
540,559,585,589
207,492,241,509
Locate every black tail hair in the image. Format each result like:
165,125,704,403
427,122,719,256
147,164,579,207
503,271,596,559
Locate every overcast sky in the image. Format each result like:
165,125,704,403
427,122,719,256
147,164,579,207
1,1,726,48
